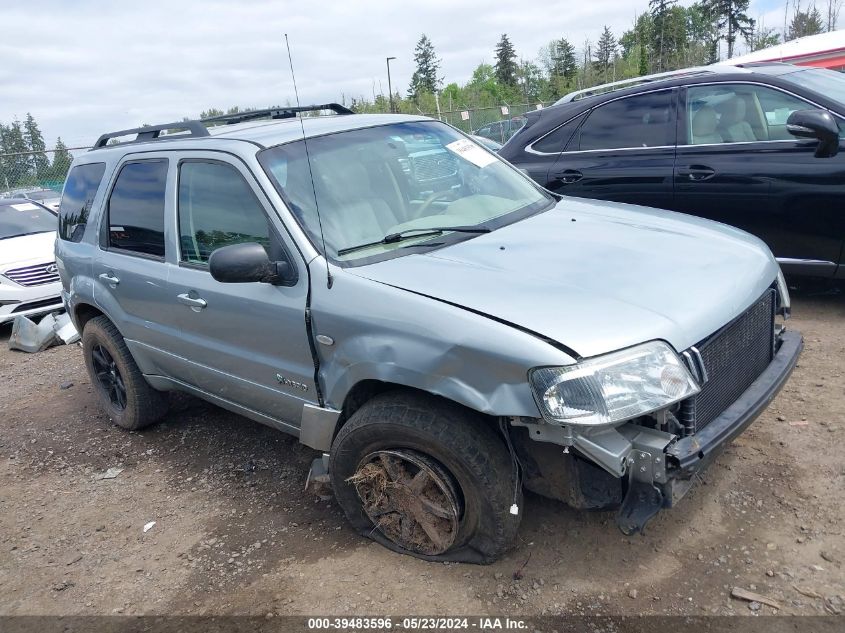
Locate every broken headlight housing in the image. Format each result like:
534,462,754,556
776,269,791,318
530,341,700,426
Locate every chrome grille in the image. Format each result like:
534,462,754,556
679,289,776,433
411,152,458,182
4,262,60,287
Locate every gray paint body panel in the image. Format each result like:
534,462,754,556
58,113,782,448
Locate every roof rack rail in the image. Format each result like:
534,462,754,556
554,67,718,105
93,121,210,149
201,103,354,125
92,103,354,150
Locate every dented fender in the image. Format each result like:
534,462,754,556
308,263,576,418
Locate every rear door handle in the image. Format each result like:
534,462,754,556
99,272,120,286
177,293,207,309
552,169,583,184
678,165,716,181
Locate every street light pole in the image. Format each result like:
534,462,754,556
386,56,397,113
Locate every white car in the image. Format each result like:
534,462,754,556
0,199,63,325
12,189,62,212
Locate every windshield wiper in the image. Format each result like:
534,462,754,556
0,230,54,241
336,226,491,257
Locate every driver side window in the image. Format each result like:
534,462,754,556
177,161,271,265
686,84,815,145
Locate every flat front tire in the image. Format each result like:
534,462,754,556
330,391,522,564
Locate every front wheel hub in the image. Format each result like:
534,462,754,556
350,449,461,556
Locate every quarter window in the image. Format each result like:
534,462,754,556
59,162,106,242
107,160,167,257
686,84,815,144
177,161,271,264
532,112,587,153
574,91,674,151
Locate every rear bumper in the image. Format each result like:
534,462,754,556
667,329,803,472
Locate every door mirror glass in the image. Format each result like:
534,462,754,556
787,109,840,158
208,242,292,284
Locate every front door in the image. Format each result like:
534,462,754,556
673,82,845,276
547,88,677,210
167,154,316,428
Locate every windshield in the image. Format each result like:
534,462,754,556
783,68,845,109
259,121,552,263
0,202,56,240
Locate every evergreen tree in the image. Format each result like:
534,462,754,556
594,26,618,81
407,34,441,99
650,0,677,71
50,137,72,182
2,119,31,187
787,5,825,40
23,113,49,178
621,13,653,74
539,38,577,97
494,34,519,87
549,38,577,80
703,0,755,58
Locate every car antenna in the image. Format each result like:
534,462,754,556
285,33,333,289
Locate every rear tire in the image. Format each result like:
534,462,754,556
330,390,521,563
82,316,168,430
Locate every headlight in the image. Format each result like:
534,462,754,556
530,341,700,426
776,269,790,318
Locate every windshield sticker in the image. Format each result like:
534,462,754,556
445,139,497,169
10,203,40,212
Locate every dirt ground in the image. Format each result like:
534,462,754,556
0,288,843,618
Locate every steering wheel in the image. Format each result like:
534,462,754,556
413,190,453,219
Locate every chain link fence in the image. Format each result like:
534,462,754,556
421,101,551,143
0,146,87,201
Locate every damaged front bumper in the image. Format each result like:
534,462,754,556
514,330,803,534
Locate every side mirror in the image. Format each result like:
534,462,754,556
208,242,295,285
786,109,840,158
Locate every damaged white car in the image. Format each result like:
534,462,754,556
0,199,63,325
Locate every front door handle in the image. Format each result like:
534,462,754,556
552,169,583,184
99,272,120,286
177,293,207,310
678,165,716,181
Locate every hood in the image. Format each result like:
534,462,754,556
0,231,57,271
350,198,779,358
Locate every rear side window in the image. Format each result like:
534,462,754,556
177,161,270,264
575,91,674,151
58,162,106,242
107,160,168,257
532,112,587,153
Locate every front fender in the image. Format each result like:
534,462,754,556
310,265,575,417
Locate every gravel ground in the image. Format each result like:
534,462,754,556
0,288,843,617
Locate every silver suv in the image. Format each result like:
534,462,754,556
57,105,802,563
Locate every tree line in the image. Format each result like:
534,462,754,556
359,0,842,115
0,114,72,192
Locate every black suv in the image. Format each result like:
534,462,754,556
500,63,845,279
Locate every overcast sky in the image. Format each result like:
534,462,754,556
1,0,785,149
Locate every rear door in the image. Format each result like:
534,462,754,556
546,89,677,209
93,155,186,378
167,153,315,428
673,82,845,275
